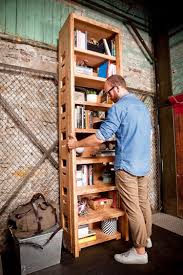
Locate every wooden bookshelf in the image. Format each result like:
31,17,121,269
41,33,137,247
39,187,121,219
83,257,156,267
58,12,128,258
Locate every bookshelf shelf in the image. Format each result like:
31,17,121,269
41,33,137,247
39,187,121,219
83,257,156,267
79,228,121,249
78,208,125,226
76,156,114,165
75,73,106,90
77,183,116,195
75,128,96,134
75,100,112,111
59,12,128,258
75,47,116,67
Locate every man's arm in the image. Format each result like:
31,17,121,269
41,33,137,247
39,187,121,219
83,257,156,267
68,133,104,150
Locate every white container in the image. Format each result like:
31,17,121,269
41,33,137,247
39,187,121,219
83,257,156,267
18,225,63,275
101,218,117,235
86,94,97,103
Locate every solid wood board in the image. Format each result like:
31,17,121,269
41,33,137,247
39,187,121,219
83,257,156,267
75,74,105,90
79,228,121,249
75,48,116,67
77,183,116,196
78,208,125,225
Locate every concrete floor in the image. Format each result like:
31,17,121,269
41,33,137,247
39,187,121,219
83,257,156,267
29,224,183,275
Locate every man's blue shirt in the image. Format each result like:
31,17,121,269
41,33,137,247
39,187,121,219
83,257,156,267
96,94,151,176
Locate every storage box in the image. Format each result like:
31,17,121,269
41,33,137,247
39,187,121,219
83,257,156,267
88,198,113,210
18,225,63,275
101,218,117,235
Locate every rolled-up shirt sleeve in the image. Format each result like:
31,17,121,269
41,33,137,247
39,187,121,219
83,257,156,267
96,103,124,141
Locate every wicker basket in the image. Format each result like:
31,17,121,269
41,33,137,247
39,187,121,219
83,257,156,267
88,198,113,210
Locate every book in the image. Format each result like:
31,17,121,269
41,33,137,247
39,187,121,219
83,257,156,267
78,229,96,239
75,30,87,50
78,234,96,244
74,91,85,101
75,65,93,75
98,61,109,78
78,224,89,238
103,38,111,55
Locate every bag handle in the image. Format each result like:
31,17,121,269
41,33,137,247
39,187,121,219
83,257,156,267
31,193,58,235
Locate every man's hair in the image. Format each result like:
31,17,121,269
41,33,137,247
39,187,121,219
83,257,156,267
106,74,127,89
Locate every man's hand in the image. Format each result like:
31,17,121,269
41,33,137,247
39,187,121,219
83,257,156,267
68,133,78,150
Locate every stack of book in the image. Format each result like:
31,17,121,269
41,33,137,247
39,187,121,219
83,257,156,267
75,106,105,129
75,65,93,75
74,30,87,50
78,224,96,244
98,61,116,78
76,164,93,187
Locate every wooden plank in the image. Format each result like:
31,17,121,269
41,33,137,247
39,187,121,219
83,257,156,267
75,74,105,90
60,112,67,131
74,100,112,111
73,13,120,34
76,156,114,164
118,212,129,241
5,0,17,34
78,208,125,225
77,183,117,195
74,15,119,42
0,0,5,32
67,14,79,257
75,48,116,67
75,128,96,134
79,229,121,249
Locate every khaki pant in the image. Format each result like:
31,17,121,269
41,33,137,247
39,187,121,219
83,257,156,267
115,170,152,247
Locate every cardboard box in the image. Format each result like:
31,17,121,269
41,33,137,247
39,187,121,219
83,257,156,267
18,225,63,275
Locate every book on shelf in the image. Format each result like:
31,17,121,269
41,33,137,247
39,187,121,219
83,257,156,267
78,227,96,239
75,65,93,75
88,164,93,185
74,30,87,50
98,61,109,78
75,106,105,130
78,234,97,244
98,61,116,78
103,38,111,56
74,90,85,101
78,224,89,238
76,165,93,187
108,39,116,56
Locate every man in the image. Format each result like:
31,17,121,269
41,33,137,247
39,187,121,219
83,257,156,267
68,74,152,264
